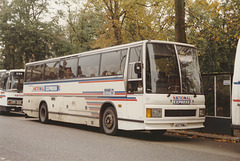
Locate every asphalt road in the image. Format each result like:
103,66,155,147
0,113,239,161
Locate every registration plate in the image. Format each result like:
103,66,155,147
174,123,187,127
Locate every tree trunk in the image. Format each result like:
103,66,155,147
175,0,187,43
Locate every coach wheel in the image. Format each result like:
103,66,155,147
102,106,118,135
39,103,48,123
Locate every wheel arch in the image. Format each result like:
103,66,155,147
39,100,48,111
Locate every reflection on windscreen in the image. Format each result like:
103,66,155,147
177,46,201,94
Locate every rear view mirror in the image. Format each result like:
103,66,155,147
134,62,142,75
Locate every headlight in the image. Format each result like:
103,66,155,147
146,108,162,118
199,108,205,117
7,99,22,105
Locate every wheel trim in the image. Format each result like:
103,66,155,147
104,113,114,129
102,107,117,135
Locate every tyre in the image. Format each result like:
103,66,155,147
102,106,118,135
39,103,48,123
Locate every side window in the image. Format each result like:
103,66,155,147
128,47,142,79
44,61,59,80
0,72,6,89
25,66,32,82
78,54,100,77
59,58,78,79
127,46,143,93
100,49,127,76
32,64,44,81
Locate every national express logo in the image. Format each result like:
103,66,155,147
32,85,60,92
173,96,191,105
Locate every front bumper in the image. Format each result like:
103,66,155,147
0,106,22,112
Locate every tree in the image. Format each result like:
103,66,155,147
87,0,176,48
63,1,105,52
0,0,72,69
0,0,50,68
186,0,239,73
87,0,139,48
175,0,186,43
123,0,175,42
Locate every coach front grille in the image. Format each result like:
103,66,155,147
165,110,196,117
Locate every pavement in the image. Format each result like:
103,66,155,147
167,129,240,143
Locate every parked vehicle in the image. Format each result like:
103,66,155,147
23,40,205,135
0,69,24,114
232,38,240,134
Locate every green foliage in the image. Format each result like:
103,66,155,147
0,0,239,74
66,1,105,52
87,0,176,48
186,0,239,73
122,0,175,43
0,0,73,69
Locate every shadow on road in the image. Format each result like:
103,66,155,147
116,130,191,142
2,113,192,142
27,118,192,142
0,112,25,117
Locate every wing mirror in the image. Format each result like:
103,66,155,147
134,62,142,75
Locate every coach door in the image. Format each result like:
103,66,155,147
126,46,144,120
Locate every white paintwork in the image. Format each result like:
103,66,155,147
232,38,240,129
